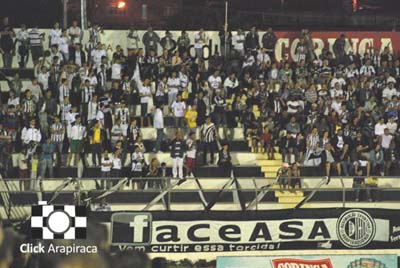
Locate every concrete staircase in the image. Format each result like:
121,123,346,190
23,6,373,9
250,141,305,206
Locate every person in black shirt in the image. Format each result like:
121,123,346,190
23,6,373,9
0,17,15,68
170,131,187,180
218,143,232,177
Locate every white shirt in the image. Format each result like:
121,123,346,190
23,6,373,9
153,108,164,129
70,124,86,140
208,75,222,90
111,63,122,80
223,77,239,90
101,157,112,172
24,128,42,144
131,152,144,172
49,28,62,45
232,34,245,51
382,87,398,101
257,52,271,66
171,101,186,117
58,36,70,54
186,139,197,158
374,123,387,136
194,32,206,48
112,157,122,170
139,85,151,103
387,122,397,134
167,77,180,93
381,134,393,149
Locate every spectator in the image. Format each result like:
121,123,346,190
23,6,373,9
369,144,384,176
142,27,160,55
186,132,197,178
18,148,29,191
147,157,161,189
67,115,86,167
16,24,29,68
185,105,198,134
262,27,277,61
261,126,275,159
111,149,122,184
171,94,186,129
131,145,145,189
138,78,152,127
153,105,164,153
40,137,55,179
201,116,217,165
100,150,112,189
276,162,290,191
0,17,15,68
89,120,104,166
170,131,186,180
218,143,232,177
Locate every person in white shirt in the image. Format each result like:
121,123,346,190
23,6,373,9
100,150,112,189
23,119,42,145
67,115,87,167
139,78,152,127
153,106,164,153
256,48,271,70
194,28,207,60
57,29,71,62
111,149,122,187
386,116,398,135
186,132,197,178
232,28,245,56
68,20,83,44
131,145,145,190
111,59,122,81
167,71,180,107
91,43,107,71
374,117,387,136
127,26,140,51
223,72,239,97
171,95,186,129
380,128,393,150
382,82,398,103
208,70,222,92
49,22,62,46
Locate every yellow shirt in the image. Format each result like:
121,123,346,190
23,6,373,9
91,127,101,144
185,110,198,128
182,90,189,100
31,159,38,172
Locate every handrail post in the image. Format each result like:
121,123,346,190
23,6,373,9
340,177,345,208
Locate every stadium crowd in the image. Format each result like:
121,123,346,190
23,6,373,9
0,16,400,190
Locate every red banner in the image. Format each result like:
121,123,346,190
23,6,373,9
272,257,334,268
273,31,400,62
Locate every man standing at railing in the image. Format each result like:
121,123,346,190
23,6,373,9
39,137,55,179
171,131,187,180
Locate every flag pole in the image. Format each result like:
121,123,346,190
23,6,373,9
224,1,228,59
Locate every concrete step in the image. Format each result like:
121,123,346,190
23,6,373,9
274,190,304,198
257,160,283,166
264,172,278,178
277,196,305,204
261,166,280,174
255,153,282,160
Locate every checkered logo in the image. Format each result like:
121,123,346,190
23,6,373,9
30,202,87,239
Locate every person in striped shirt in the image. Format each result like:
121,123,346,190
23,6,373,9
50,115,65,166
28,26,44,64
201,116,217,165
